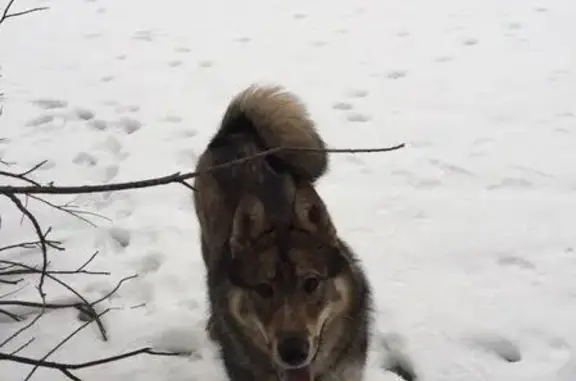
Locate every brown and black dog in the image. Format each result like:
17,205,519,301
193,84,373,381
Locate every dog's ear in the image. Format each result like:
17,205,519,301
326,247,349,278
293,182,336,243
230,193,267,255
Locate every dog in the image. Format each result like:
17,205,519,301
193,84,373,381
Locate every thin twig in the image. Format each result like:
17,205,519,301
28,195,106,227
10,337,35,355
0,300,81,309
0,260,108,341
89,274,138,306
0,282,28,299
0,0,49,27
0,308,23,321
23,308,112,380
2,194,49,299
178,180,197,192
0,278,23,285
0,160,46,186
60,369,81,381
0,275,136,311
0,144,405,195
19,160,48,178
0,238,63,253
77,251,99,272
0,302,46,348
0,268,109,277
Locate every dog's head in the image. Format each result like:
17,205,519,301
224,183,352,380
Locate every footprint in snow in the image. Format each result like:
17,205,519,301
434,56,454,63
409,177,442,189
84,32,101,39
116,117,142,134
386,70,407,79
487,177,532,190
199,60,214,68
181,128,198,137
103,164,119,182
32,98,68,110
345,89,369,99
93,135,123,157
114,104,140,113
88,119,108,131
233,37,251,43
161,115,183,124
107,226,131,249
332,101,354,111
497,255,536,270
174,46,192,53
378,333,418,381
428,158,473,176
72,152,98,167
131,251,163,274
466,334,522,363
133,30,155,42
346,155,363,165
346,112,371,122
25,114,54,127
463,38,479,46
506,22,523,30
74,108,95,121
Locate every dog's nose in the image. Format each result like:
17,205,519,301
277,335,310,367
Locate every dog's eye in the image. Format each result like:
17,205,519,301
302,277,320,294
254,283,274,298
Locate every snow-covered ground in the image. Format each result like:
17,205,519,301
1,0,575,380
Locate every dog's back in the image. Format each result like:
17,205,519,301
193,84,328,270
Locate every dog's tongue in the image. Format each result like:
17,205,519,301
285,367,311,381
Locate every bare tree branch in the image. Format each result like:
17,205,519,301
0,0,49,28
1,345,186,381
0,144,406,195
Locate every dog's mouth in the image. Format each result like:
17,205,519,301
282,366,312,381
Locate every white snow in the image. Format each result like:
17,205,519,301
1,0,575,380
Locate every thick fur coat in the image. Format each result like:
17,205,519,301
193,85,373,381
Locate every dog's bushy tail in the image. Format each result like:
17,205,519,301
211,84,328,182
